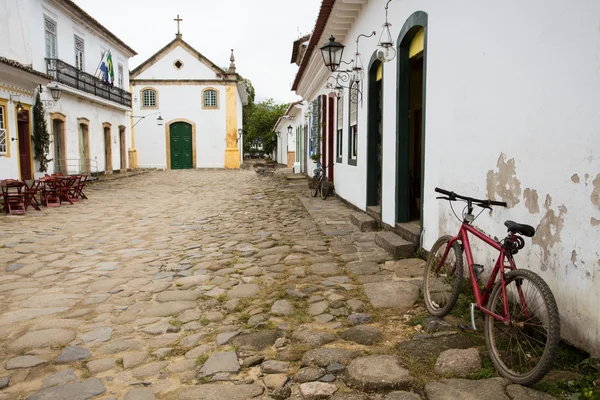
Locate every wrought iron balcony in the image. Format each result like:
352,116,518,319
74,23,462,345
45,58,132,108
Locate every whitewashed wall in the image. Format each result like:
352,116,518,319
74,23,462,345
133,84,227,169
27,0,131,88
298,0,600,355
44,92,129,176
135,46,219,81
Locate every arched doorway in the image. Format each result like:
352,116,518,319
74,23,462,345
119,125,127,171
167,120,195,169
103,122,112,173
78,118,90,174
50,112,67,174
367,55,384,213
396,11,428,227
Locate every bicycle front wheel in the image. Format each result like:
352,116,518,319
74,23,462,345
311,177,320,197
320,177,330,200
423,235,464,317
485,269,560,386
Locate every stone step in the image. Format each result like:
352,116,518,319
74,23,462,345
349,212,379,232
375,231,416,259
395,222,421,245
366,205,382,222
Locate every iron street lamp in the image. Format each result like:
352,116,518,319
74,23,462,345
49,84,62,101
320,35,345,72
132,112,163,127
287,125,293,135
237,128,243,143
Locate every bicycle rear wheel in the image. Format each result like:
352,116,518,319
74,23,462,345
484,269,560,386
320,177,330,200
311,177,320,197
423,235,464,317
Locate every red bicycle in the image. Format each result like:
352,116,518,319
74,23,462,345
423,187,560,385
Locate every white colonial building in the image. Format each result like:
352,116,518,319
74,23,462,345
0,0,136,180
290,0,600,356
130,28,247,170
273,101,302,169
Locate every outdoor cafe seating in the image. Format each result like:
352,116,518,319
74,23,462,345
1,174,89,215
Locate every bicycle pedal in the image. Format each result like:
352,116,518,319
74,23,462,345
470,303,477,331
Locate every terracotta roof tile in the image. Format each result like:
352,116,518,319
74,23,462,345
0,57,51,80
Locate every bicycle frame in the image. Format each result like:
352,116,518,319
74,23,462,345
439,222,520,324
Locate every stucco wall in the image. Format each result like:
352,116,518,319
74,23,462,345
135,46,219,81
133,84,227,169
298,0,600,355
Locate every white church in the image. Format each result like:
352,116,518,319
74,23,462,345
130,18,248,170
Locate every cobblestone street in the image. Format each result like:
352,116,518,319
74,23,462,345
0,170,558,399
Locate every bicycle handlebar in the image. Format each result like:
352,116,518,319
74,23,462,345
434,187,507,208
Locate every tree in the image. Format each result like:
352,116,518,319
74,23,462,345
32,93,52,172
244,98,288,155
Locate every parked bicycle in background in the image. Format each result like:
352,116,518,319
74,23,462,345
310,162,331,200
423,187,560,385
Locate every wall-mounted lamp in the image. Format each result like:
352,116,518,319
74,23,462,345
276,131,282,138
9,94,24,114
236,128,243,143
37,84,63,109
287,125,293,135
320,35,345,72
132,111,163,127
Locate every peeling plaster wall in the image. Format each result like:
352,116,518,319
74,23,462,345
418,1,600,355
296,0,600,355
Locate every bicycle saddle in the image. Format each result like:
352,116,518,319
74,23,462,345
504,220,535,237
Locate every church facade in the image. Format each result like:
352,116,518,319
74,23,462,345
130,29,247,169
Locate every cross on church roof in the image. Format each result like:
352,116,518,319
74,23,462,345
174,14,183,38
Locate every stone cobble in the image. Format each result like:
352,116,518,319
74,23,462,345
0,169,559,399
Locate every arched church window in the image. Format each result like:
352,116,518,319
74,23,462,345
202,88,218,109
141,88,158,109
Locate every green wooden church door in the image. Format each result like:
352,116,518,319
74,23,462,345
170,122,193,169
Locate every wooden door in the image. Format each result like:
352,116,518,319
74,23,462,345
120,128,126,170
170,122,193,169
104,127,112,172
18,111,32,180
327,96,334,182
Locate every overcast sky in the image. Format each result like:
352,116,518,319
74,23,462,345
74,0,322,104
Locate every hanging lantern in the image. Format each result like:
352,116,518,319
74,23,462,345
377,0,397,63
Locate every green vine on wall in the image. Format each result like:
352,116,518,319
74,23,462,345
32,93,52,173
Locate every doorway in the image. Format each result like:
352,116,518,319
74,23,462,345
169,121,193,169
52,116,66,174
327,95,335,183
79,122,90,173
396,13,428,226
119,126,127,171
17,109,32,180
103,123,112,173
367,59,383,212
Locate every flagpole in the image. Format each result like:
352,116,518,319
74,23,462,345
94,49,108,79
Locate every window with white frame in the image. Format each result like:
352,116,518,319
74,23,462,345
348,81,358,164
203,89,218,109
45,17,57,59
74,35,84,70
118,64,124,89
336,95,343,162
0,106,6,155
141,89,157,108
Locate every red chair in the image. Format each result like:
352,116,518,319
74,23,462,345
71,174,88,200
1,179,26,215
40,177,61,207
23,180,42,211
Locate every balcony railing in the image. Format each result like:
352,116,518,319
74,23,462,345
46,58,132,108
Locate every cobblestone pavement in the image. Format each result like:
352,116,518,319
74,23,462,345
0,170,557,399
